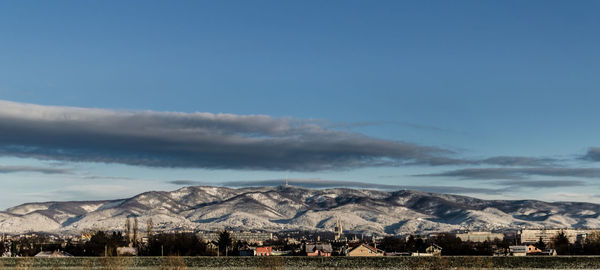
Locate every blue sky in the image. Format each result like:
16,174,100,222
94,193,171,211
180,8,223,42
0,0,599,209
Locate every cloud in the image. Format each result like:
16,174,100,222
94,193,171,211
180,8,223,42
168,178,505,195
542,192,600,203
497,180,585,188
15,184,144,204
582,147,600,161
170,178,583,193
478,156,556,167
169,180,204,185
0,165,71,174
0,100,467,171
416,167,600,180
403,156,556,167
329,120,453,133
0,100,565,172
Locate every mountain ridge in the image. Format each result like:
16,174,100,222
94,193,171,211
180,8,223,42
1,185,599,235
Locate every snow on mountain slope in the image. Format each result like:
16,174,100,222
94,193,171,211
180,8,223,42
0,186,599,235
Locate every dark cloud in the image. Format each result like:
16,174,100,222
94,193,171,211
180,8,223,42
168,179,505,195
0,100,565,171
169,180,202,185
0,100,464,171
582,147,600,161
0,165,71,174
417,167,600,180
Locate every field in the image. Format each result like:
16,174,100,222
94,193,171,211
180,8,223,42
1,256,600,269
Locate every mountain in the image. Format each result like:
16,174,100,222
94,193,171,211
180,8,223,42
1,186,599,235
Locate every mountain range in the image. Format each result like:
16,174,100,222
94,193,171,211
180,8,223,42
1,185,599,235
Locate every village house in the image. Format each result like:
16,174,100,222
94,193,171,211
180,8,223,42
426,244,442,256
509,245,556,256
527,245,542,254
509,246,528,256
303,243,333,256
256,246,272,256
34,250,73,257
412,244,442,256
347,244,384,257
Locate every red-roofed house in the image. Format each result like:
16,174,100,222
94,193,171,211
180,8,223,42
256,246,272,256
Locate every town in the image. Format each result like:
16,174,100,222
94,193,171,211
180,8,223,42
3,217,600,258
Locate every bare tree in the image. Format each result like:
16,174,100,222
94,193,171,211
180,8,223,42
133,217,139,246
147,218,153,238
125,217,131,244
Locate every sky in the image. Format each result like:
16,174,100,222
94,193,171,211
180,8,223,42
0,0,599,209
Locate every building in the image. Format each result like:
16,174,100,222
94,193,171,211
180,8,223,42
334,218,343,241
520,229,600,244
81,233,93,242
116,246,138,256
412,244,442,257
456,231,504,242
34,250,73,257
509,246,528,256
509,245,557,256
256,247,272,256
239,248,256,256
239,246,272,256
197,231,273,244
304,243,332,256
2,234,11,257
526,245,542,254
425,244,442,256
348,244,384,256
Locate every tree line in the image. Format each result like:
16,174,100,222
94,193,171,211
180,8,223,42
379,232,600,255
6,230,600,256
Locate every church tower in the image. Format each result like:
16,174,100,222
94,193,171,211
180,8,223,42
334,218,343,240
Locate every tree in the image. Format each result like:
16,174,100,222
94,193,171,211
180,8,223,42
379,236,405,252
430,233,463,255
146,218,153,238
415,237,426,253
11,235,62,257
551,231,570,255
406,235,416,252
143,233,208,256
83,231,127,256
534,236,546,251
584,232,600,255
217,230,233,256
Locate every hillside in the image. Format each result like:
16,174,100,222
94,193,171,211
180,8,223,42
1,186,599,235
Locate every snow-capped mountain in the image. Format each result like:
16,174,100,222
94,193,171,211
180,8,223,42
1,186,599,235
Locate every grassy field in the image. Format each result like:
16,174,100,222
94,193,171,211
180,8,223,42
1,256,600,269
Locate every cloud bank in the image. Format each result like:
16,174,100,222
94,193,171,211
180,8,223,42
0,100,463,171
168,179,506,195
168,178,583,195
0,100,574,173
